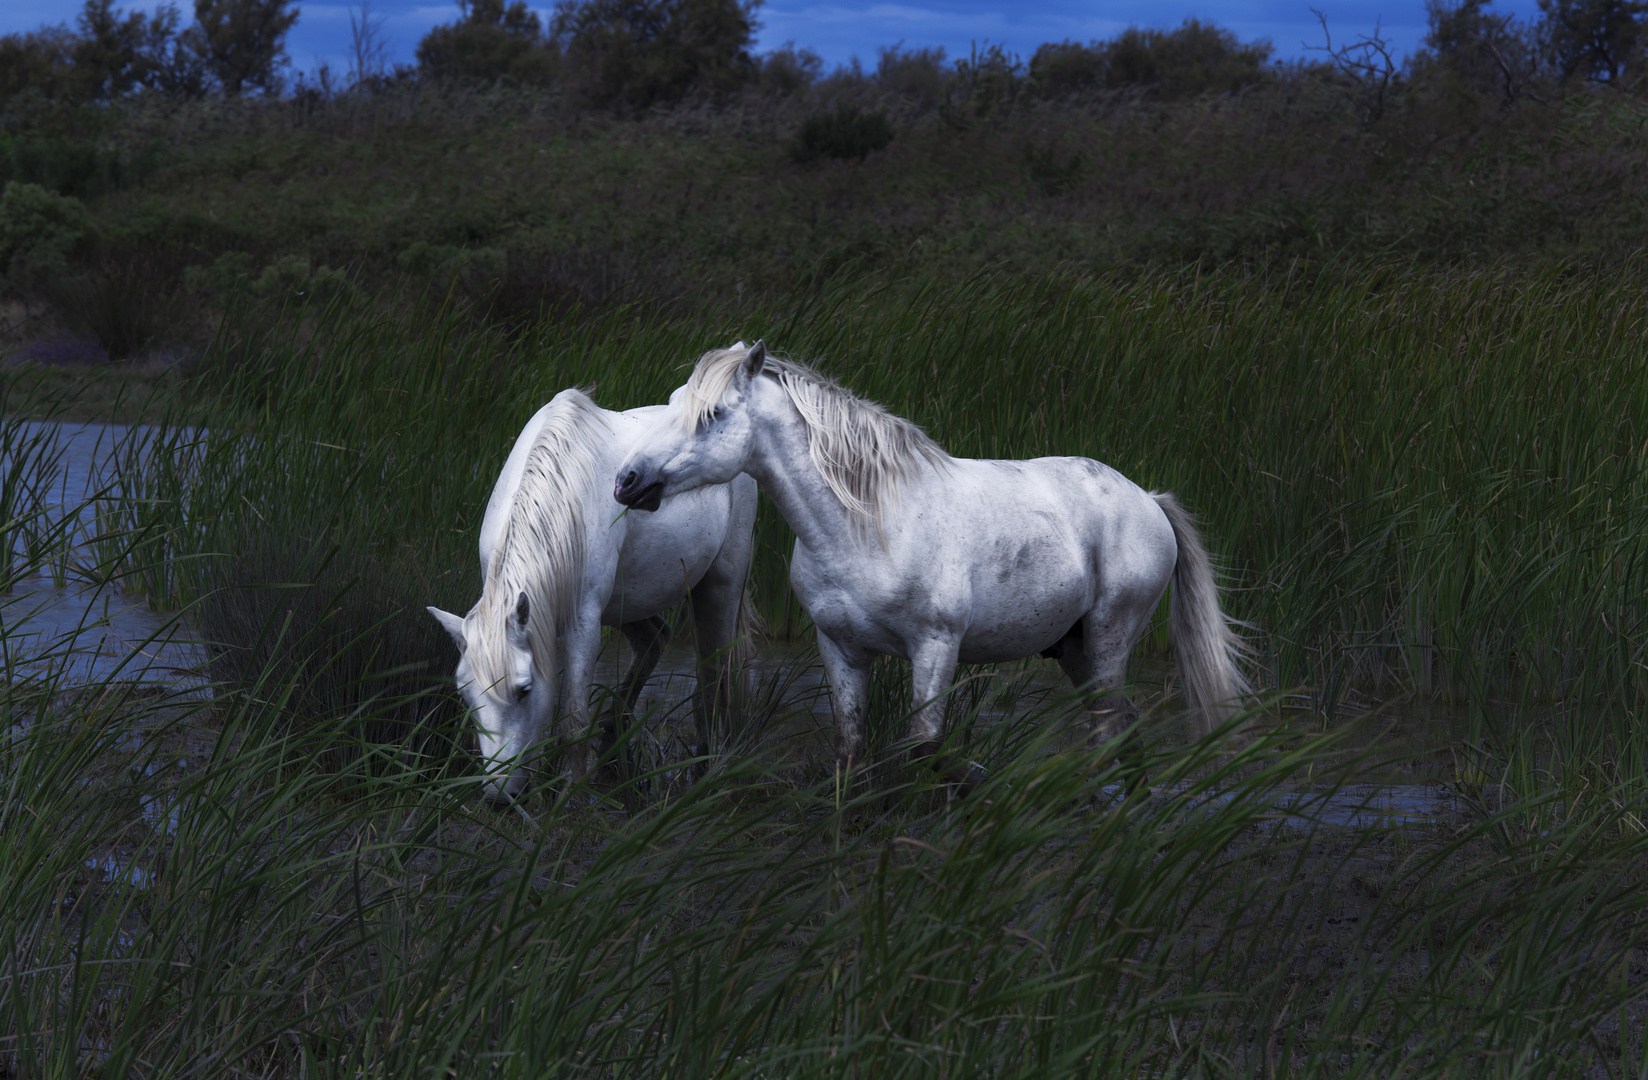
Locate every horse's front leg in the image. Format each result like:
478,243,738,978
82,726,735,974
816,630,872,773
908,637,979,793
558,620,604,782
593,615,670,781
689,566,745,765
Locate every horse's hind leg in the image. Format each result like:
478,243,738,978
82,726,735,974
597,615,671,776
1063,588,1163,787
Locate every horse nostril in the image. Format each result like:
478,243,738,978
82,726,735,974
621,470,637,490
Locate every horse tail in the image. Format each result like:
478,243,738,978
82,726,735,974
1152,491,1252,734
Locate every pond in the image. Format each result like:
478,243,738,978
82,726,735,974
2,419,207,692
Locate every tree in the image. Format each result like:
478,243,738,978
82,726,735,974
189,0,299,96
348,0,390,85
552,0,761,109
1422,0,1545,105
416,0,559,85
1030,20,1273,100
0,27,79,109
71,0,181,99
1538,0,1648,82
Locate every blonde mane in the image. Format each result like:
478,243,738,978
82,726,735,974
466,390,611,701
681,344,950,534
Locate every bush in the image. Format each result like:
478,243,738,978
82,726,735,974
755,41,821,95
43,245,191,360
874,44,947,106
789,103,895,164
183,250,255,301
1031,19,1274,99
0,181,97,288
249,253,356,303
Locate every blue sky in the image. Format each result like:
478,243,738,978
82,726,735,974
5,0,1545,77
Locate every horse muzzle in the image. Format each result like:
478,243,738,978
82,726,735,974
614,470,665,512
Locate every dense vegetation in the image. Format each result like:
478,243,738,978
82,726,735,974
8,0,1648,1074
7,261,1648,1074
7,0,1648,361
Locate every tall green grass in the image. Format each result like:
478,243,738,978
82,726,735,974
7,261,1648,1074
103,261,1648,782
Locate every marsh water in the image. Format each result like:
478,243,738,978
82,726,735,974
2,420,207,691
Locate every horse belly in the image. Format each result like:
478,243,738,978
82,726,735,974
957,576,1090,663
956,530,1092,663
602,489,726,622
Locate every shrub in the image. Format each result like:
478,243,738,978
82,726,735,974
1028,40,1103,97
1032,20,1274,99
44,245,191,360
251,253,357,303
789,103,895,164
0,181,96,288
183,250,255,300
875,43,948,106
756,41,821,95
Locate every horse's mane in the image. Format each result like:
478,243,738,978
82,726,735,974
682,344,950,535
466,389,611,700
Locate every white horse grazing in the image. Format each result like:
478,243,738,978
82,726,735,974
614,342,1249,781
428,387,759,802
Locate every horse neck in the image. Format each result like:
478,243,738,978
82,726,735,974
746,385,870,562
483,425,620,656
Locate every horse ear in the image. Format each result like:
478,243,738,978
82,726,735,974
427,606,467,652
514,591,530,628
742,340,766,379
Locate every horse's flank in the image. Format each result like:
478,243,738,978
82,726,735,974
682,344,949,535
467,389,612,701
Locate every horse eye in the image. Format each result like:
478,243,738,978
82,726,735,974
711,406,724,421
516,683,531,701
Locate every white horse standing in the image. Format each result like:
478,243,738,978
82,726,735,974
614,343,1249,781
429,388,758,801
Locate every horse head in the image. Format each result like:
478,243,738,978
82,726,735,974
428,591,551,804
615,340,768,510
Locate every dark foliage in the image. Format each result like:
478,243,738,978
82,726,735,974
755,40,821,96
0,28,83,112
40,243,192,359
875,44,948,106
0,134,163,199
1030,19,1275,99
196,523,469,758
70,0,181,100
1540,0,1648,82
789,103,894,163
189,0,299,96
415,0,559,86
1421,0,1547,104
552,0,761,109
0,0,289,109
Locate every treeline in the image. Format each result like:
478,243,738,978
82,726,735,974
7,0,1648,363
9,0,1648,117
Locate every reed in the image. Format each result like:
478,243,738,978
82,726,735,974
121,260,1648,780
7,259,1648,1075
